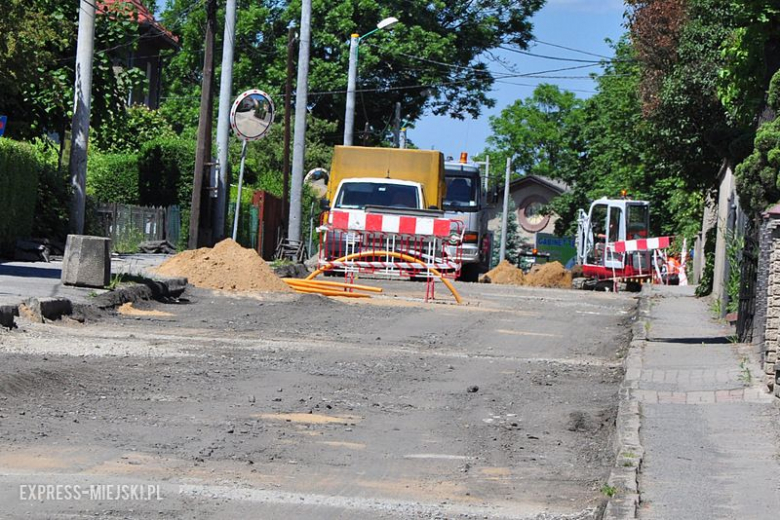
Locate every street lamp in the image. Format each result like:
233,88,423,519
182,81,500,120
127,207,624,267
343,16,399,146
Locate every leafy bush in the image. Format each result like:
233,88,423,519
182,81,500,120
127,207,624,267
735,70,780,215
29,138,70,242
0,138,43,252
91,105,176,154
725,228,744,314
137,137,196,207
87,152,140,204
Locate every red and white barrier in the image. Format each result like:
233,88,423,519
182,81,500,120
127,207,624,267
318,210,463,282
330,211,452,238
612,236,671,253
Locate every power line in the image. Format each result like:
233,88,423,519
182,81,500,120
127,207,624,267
308,63,603,97
498,46,604,64
531,38,614,60
362,43,604,93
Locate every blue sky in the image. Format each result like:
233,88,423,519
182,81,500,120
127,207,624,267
409,0,627,159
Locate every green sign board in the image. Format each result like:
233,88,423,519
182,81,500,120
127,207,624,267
536,233,577,268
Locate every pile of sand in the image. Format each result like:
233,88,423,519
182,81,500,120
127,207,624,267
155,239,292,293
524,261,572,289
481,260,572,289
481,260,525,286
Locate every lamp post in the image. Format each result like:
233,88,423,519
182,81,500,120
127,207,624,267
343,16,398,146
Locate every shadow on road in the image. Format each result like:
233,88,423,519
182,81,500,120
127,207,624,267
648,336,732,345
0,263,61,279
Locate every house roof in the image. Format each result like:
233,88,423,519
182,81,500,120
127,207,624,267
98,0,179,48
498,174,569,196
764,203,780,216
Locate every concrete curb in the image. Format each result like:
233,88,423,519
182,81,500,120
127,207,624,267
89,275,187,310
603,286,651,520
7,274,188,325
22,297,73,323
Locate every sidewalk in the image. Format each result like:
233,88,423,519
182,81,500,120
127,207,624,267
633,285,780,519
0,254,169,307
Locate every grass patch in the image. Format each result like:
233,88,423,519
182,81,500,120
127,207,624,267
601,484,617,497
270,258,295,268
106,272,125,291
738,357,752,386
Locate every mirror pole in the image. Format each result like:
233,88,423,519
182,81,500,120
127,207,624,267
232,140,248,241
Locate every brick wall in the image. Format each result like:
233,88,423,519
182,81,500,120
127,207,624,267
759,214,780,395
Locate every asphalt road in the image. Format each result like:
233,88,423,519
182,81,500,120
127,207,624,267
0,281,635,519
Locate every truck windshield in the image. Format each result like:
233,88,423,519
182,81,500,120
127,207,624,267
443,176,478,209
335,182,419,210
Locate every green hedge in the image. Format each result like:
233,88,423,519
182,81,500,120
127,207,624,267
29,138,69,242
87,152,140,204
0,139,43,251
137,137,196,207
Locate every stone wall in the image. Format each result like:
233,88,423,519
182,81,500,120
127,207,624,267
753,220,771,349
758,210,780,395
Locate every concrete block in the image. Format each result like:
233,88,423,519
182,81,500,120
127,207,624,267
61,235,111,288
23,297,73,322
0,305,18,329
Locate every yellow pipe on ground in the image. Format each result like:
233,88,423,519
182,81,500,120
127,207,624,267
283,279,383,293
291,286,371,298
306,251,463,304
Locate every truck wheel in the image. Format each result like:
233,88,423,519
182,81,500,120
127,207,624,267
459,264,480,282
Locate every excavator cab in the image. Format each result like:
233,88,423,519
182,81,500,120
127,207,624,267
576,197,650,280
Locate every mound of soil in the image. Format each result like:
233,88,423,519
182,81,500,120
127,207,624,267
481,260,525,286
524,261,572,289
155,239,292,293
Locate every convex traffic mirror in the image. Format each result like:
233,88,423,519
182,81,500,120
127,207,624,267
230,90,275,142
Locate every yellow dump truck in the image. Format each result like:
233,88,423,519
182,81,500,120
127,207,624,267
326,146,446,211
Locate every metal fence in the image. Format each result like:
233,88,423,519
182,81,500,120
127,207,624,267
95,203,181,252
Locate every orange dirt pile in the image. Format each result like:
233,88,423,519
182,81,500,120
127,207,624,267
481,260,525,286
155,239,292,293
524,261,572,289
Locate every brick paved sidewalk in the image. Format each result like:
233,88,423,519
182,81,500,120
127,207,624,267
634,285,780,520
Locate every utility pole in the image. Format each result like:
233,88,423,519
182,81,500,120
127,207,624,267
68,0,96,235
392,101,401,147
214,0,238,242
281,23,296,229
188,0,217,249
499,157,511,262
287,0,311,242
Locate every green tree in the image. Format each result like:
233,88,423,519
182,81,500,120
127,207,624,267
491,201,526,267
483,84,584,181
544,37,668,236
734,71,780,214
160,0,544,142
718,0,780,125
0,0,147,141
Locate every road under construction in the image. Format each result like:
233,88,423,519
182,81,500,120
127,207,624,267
0,278,634,519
